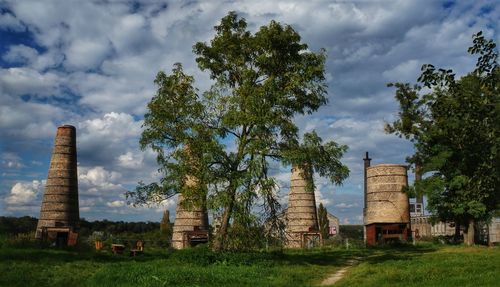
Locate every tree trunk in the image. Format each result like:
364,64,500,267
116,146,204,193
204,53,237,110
463,219,475,246
213,188,236,252
415,162,423,204
454,223,461,243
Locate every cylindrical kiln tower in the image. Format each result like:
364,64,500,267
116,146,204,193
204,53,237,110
364,164,410,245
286,165,320,248
171,176,209,249
36,125,79,239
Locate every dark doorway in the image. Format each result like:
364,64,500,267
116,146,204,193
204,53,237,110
56,232,68,247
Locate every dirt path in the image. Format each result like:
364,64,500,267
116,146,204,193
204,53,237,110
319,257,362,286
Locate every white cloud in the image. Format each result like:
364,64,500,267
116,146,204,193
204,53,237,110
1,45,64,72
335,202,359,209
1,152,24,169
2,44,38,64
65,39,112,70
78,166,122,193
0,12,25,32
106,200,125,208
0,67,60,97
383,59,420,83
5,180,44,208
117,151,144,170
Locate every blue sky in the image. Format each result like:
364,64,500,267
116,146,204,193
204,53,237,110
0,0,498,223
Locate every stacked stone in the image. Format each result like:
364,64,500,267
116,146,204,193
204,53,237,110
286,165,319,248
171,176,209,249
365,164,409,225
36,125,79,238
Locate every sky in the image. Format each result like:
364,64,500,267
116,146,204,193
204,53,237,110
0,0,498,224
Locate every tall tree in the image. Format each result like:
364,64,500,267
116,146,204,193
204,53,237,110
386,32,500,245
160,210,171,237
127,12,349,251
318,203,330,241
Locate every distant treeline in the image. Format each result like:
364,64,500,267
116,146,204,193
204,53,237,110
0,216,363,241
339,225,363,240
0,216,160,237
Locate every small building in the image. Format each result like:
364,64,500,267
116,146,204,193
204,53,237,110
487,217,500,244
326,213,340,237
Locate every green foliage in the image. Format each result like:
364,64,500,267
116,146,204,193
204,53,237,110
128,12,349,250
318,203,329,240
386,32,500,241
159,210,172,239
78,219,161,238
0,245,369,287
2,244,497,286
0,216,37,235
339,225,364,241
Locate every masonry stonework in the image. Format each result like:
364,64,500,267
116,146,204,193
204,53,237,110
36,125,79,244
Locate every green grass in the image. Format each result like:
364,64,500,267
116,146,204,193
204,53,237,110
0,245,362,287
0,244,498,286
334,244,500,287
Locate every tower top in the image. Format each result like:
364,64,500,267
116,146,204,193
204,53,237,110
363,151,371,161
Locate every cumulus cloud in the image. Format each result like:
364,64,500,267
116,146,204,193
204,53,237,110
0,12,25,32
4,180,44,211
0,67,60,97
77,112,142,166
106,200,126,208
1,152,24,169
2,44,38,64
335,202,359,209
78,166,123,194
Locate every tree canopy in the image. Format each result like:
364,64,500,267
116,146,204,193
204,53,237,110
386,31,500,245
127,12,349,250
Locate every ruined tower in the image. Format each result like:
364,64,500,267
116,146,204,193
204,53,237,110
171,147,209,249
364,163,410,245
36,125,79,245
286,164,321,248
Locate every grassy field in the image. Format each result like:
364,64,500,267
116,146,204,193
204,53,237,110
335,245,500,287
0,243,498,286
0,244,360,287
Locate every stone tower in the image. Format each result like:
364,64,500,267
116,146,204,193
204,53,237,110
171,148,209,249
36,125,79,241
364,164,410,245
286,164,320,248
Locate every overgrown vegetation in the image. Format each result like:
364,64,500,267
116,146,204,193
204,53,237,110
386,32,500,245
128,11,349,251
0,244,358,287
0,217,170,249
0,243,497,287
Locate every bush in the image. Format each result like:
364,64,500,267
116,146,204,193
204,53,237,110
168,244,282,266
4,232,39,248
